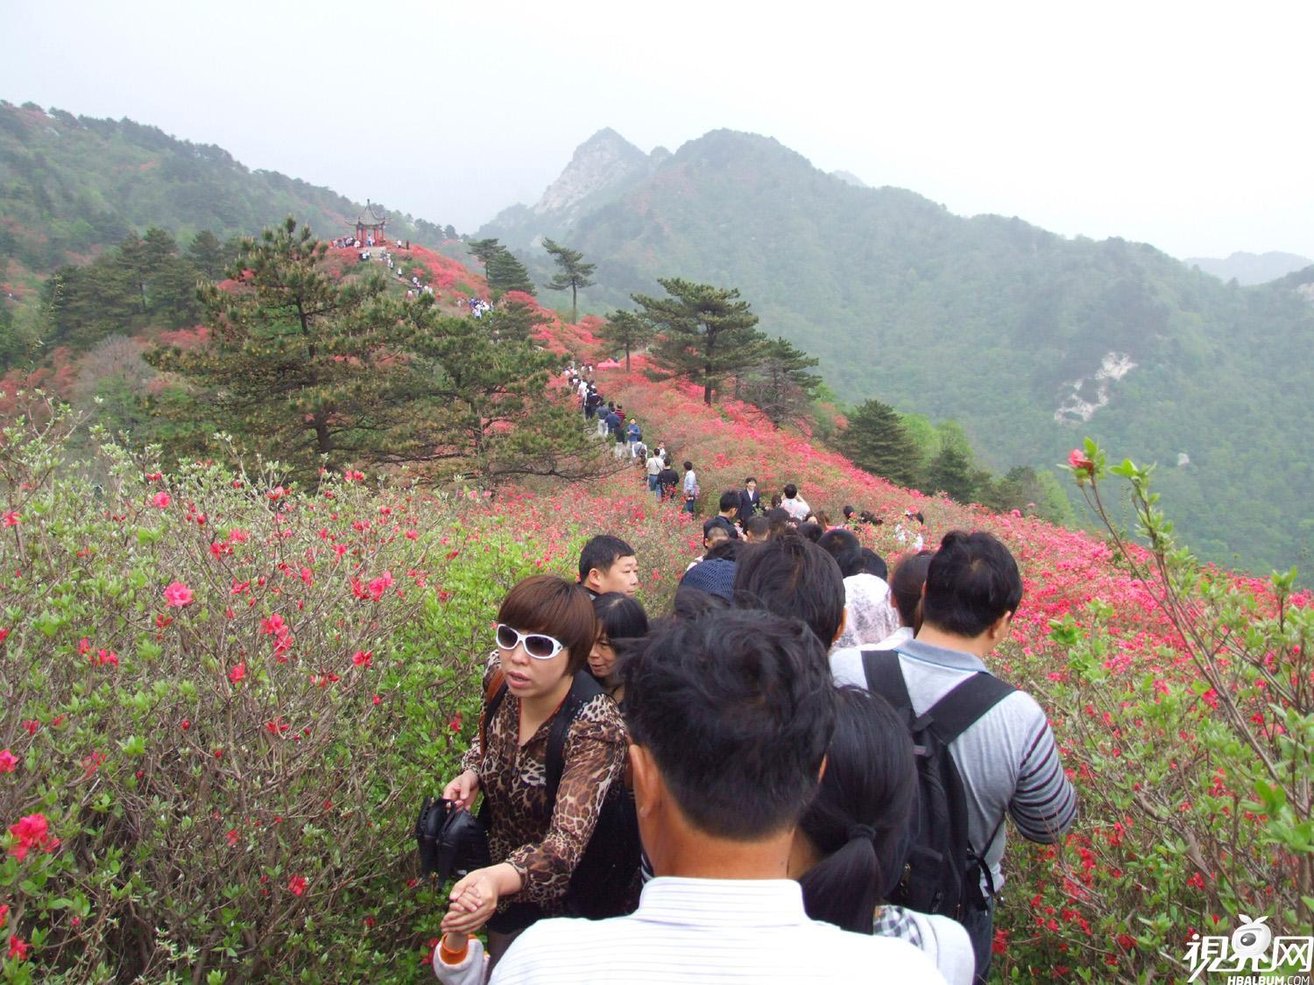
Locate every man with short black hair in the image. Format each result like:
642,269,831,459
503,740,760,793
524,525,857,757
779,483,810,522
831,530,1076,982
736,476,761,527
491,610,943,983
577,535,640,598
733,536,846,652
708,490,742,539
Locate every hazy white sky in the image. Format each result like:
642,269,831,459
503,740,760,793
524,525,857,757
4,0,1311,259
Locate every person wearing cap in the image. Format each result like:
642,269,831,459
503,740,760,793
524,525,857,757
680,556,737,603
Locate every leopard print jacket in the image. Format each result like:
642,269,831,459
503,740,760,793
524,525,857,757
460,656,627,910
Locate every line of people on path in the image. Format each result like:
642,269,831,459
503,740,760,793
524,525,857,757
429,526,1077,985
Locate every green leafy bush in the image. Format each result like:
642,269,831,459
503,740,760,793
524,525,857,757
0,398,542,982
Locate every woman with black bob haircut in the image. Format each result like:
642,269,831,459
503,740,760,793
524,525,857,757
587,592,649,703
439,575,629,970
789,687,975,984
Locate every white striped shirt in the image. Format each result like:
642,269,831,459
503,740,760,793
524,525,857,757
489,877,946,984
831,639,1078,892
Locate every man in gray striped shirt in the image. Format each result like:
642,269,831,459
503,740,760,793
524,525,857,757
831,530,1078,982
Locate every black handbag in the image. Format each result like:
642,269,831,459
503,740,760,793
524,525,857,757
415,797,491,883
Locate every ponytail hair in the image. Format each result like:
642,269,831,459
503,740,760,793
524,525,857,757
797,687,916,934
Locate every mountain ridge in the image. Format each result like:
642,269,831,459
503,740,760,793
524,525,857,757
478,127,1314,577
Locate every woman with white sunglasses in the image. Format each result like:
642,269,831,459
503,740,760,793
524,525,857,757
437,575,628,974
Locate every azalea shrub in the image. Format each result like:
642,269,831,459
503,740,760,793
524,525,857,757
0,400,545,982
992,442,1312,981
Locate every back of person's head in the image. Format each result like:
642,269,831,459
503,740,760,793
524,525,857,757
702,519,731,547
770,493,783,509
683,460,693,471
718,489,739,513
498,575,598,675
593,591,649,644
783,483,798,499
743,515,770,541
797,687,916,933
578,534,636,583
813,510,832,528
817,528,865,577
888,550,933,628
704,538,742,562
921,530,1023,637
681,557,737,602
796,521,823,543
669,584,730,621
859,548,888,581
733,536,845,650
622,609,836,839
764,507,792,538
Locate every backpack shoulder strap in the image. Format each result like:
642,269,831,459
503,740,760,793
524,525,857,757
544,673,605,806
861,649,912,715
478,667,508,755
924,672,1015,745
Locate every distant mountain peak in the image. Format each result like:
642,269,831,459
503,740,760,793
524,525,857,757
831,170,869,189
532,129,649,217
1185,250,1313,286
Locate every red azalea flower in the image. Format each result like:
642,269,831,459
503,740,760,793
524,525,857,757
352,649,373,668
228,662,246,683
163,581,194,607
0,749,17,773
152,491,171,509
8,934,29,961
2,511,19,527
288,874,308,896
1067,448,1095,474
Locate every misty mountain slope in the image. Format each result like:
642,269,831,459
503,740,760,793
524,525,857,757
0,101,448,274
480,128,1314,574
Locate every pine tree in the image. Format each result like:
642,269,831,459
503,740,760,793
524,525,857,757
738,336,822,427
485,248,535,297
542,238,596,323
924,444,979,503
597,309,654,371
838,399,923,487
632,278,763,406
466,237,503,286
146,218,405,474
186,229,228,279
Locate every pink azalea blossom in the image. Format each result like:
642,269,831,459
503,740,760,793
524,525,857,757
152,491,172,509
0,749,18,773
163,581,194,607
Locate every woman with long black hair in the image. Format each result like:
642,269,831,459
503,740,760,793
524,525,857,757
789,686,975,985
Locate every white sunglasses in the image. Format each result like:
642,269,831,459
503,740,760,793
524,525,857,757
494,623,566,660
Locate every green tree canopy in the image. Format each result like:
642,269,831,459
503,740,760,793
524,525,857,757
837,398,923,487
738,336,822,428
485,248,535,297
597,309,654,371
632,278,763,405
542,238,596,323
466,237,503,287
146,219,599,487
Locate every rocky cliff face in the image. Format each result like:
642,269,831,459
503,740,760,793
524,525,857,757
531,128,650,219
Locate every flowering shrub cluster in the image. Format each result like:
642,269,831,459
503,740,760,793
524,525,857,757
1,343,1309,981
0,399,548,981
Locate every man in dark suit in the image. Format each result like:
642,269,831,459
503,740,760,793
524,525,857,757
736,476,761,527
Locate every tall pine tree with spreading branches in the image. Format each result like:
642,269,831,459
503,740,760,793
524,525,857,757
838,398,923,487
542,238,595,323
632,278,764,406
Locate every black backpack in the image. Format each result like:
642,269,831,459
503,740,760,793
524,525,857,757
483,672,640,920
861,649,1014,918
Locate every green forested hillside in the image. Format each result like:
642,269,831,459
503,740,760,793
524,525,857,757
479,129,1314,575
0,101,452,275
